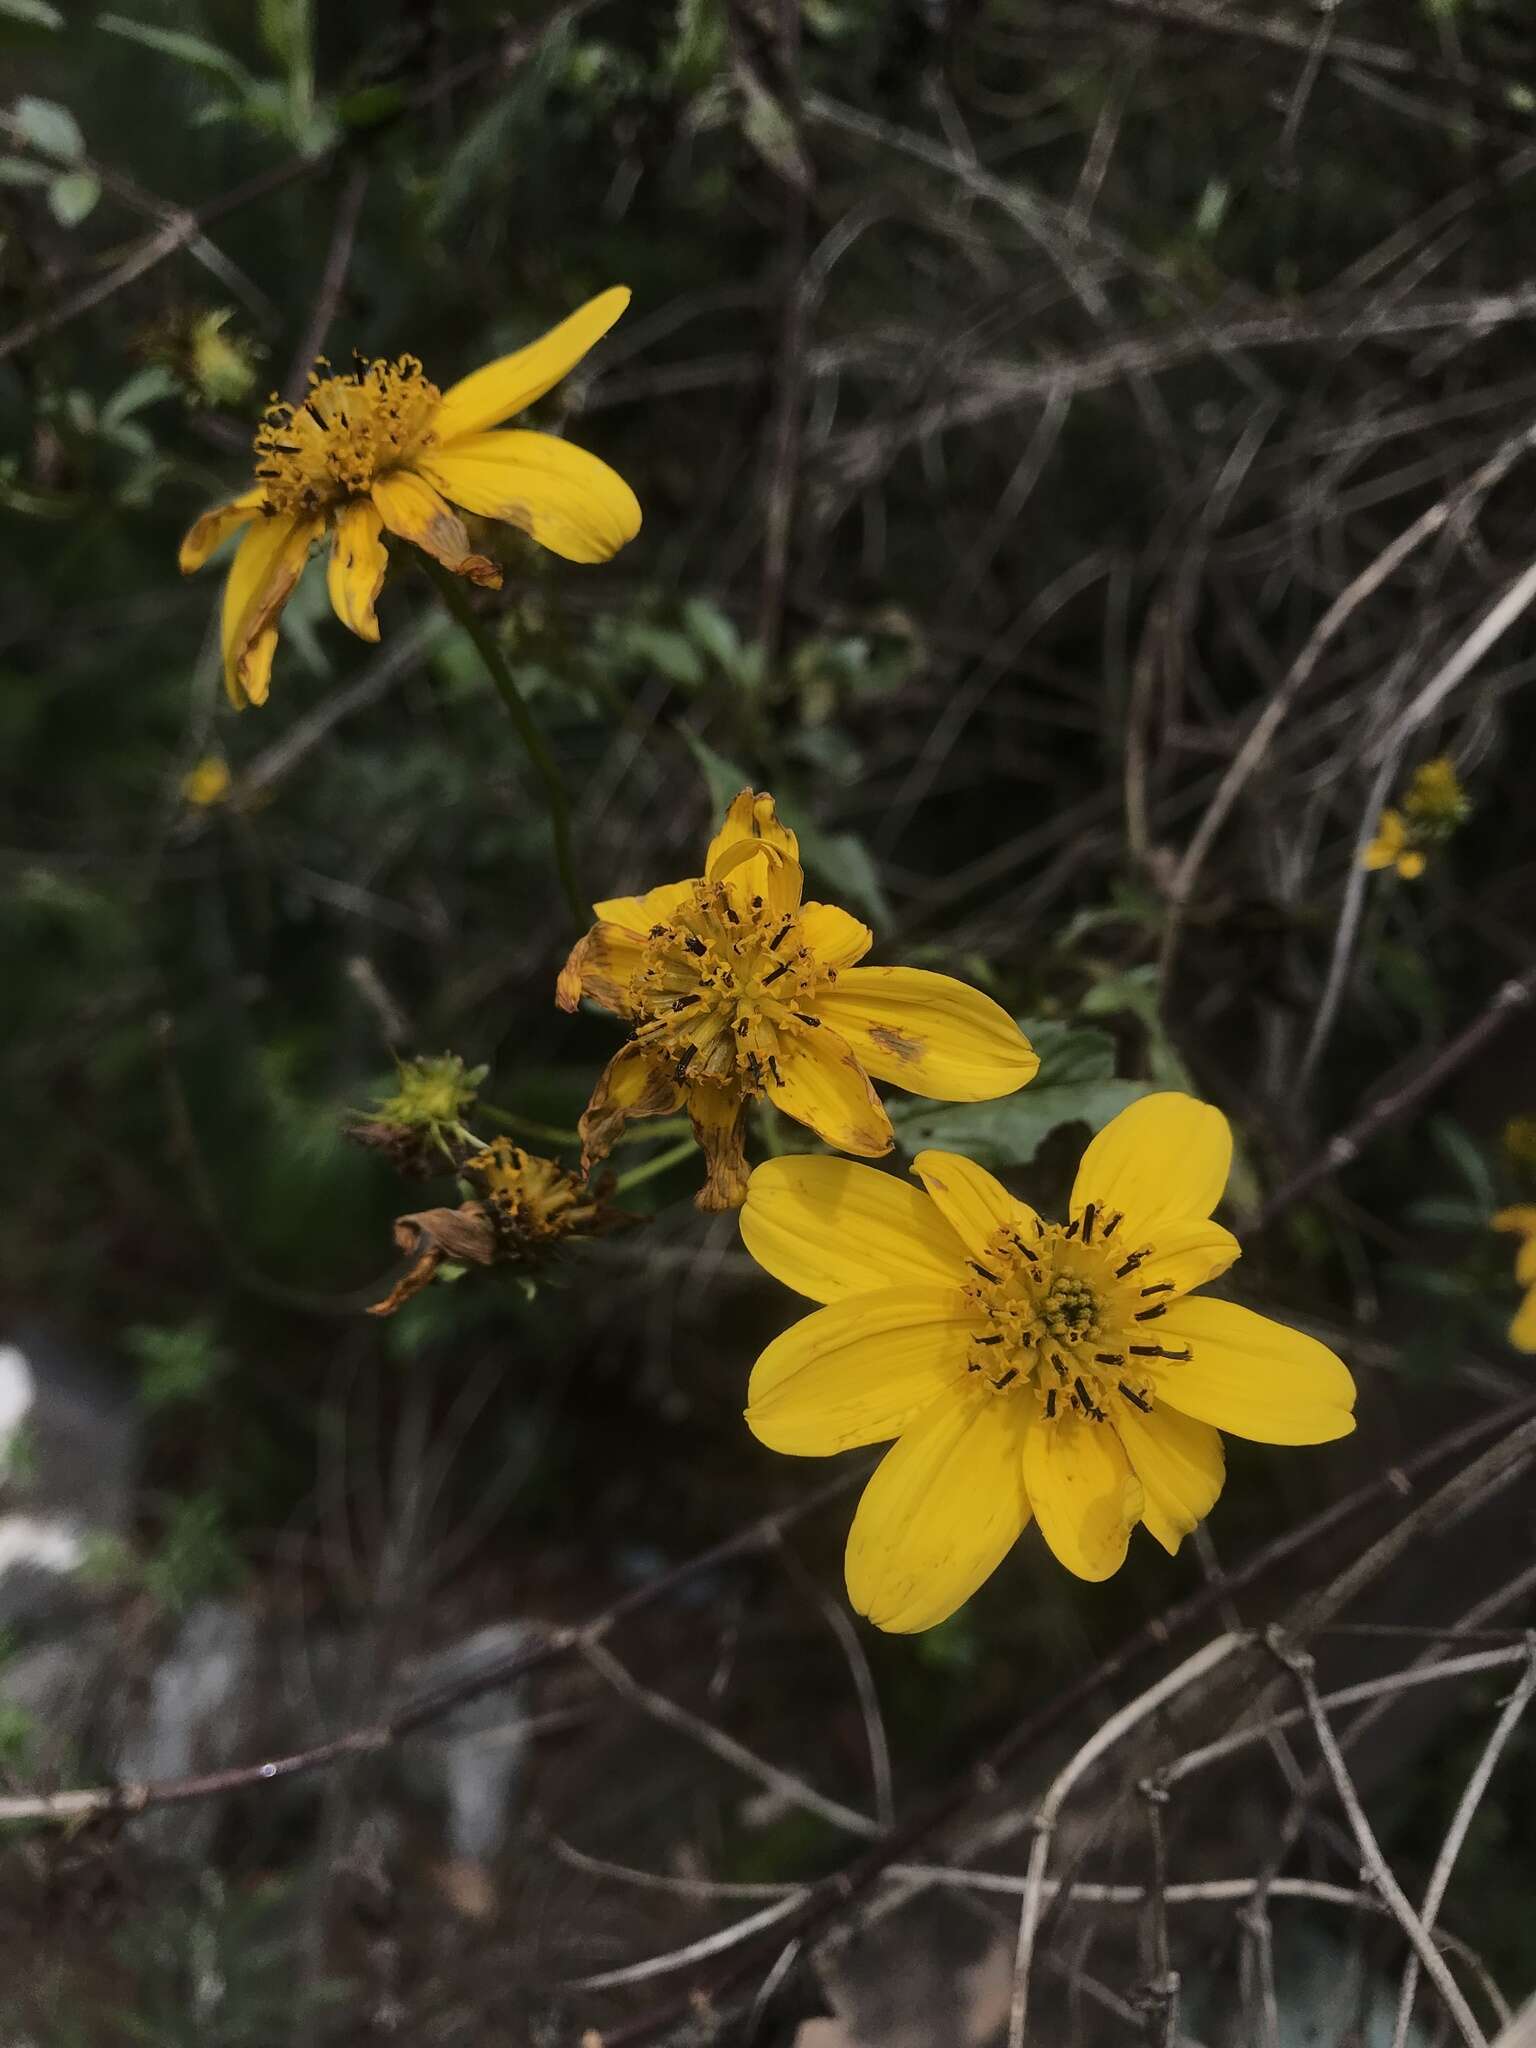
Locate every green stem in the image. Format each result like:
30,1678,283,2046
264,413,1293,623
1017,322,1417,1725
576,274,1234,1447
612,1136,699,1196
423,558,584,927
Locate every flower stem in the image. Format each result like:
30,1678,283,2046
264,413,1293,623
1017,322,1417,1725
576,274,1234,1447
612,1136,699,1197
423,558,584,927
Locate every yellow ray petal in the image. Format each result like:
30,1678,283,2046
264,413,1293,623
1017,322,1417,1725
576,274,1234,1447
764,1028,893,1158
798,901,873,970
371,471,501,585
688,1082,752,1212
747,1287,977,1453
1150,1298,1355,1444
220,511,319,708
1071,1092,1232,1245
844,1386,1031,1633
816,968,1039,1102
1132,1219,1241,1301
432,286,631,442
911,1150,1041,1258
420,430,640,565
590,879,697,932
1511,1287,1536,1354
555,920,646,1015
325,497,388,642
741,1155,970,1303
1114,1404,1224,1555
179,487,264,573
1361,810,1406,871
706,790,802,920
1023,1415,1143,1582
577,1043,684,1173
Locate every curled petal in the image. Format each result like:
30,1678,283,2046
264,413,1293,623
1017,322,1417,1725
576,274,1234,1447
221,511,321,708
577,1044,684,1173
371,470,501,586
325,497,389,642
816,968,1039,1103
180,487,264,573
688,1083,752,1212
556,921,645,1015
706,790,803,918
433,286,631,441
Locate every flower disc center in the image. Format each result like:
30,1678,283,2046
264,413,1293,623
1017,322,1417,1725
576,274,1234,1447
253,355,441,516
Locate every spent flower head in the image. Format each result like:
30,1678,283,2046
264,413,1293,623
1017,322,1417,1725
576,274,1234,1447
557,788,1039,1210
739,1093,1355,1630
347,1053,487,1178
368,1139,625,1316
178,289,641,707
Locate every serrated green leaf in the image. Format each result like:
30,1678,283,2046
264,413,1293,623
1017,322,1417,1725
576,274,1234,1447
12,92,83,161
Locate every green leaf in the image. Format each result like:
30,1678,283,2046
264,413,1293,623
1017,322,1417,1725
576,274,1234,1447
681,595,744,674
12,92,83,161
337,81,405,129
47,169,99,225
96,13,254,89
682,730,750,816
126,1320,229,1409
0,155,51,185
796,820,892,926
890,1019,1149,1169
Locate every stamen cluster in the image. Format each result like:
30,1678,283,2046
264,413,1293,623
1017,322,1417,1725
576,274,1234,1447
253,355,441,516
625,881,831,1096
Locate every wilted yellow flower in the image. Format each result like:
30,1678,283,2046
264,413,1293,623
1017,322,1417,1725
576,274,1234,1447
1492,1207,1536,1352
741,1093,1356,1630
181,755,231,807
1361,757,1468,880
557,789,1040,1211
368,1138,624,1316
179,289,641,708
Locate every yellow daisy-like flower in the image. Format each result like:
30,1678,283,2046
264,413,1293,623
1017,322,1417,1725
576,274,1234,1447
740,1093,1356,1631
179,287,641,708
556,789,1040,1211
1360,808,1426,881
1492,1207,1536,1352
1361,756,1469,880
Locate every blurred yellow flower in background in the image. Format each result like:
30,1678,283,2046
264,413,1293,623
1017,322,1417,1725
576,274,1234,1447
1492,1206,1536,1352
557,789,1040,1210
181,755,231,807
740,1093,1356,1630
179,288,641,708
1361,756,1468,880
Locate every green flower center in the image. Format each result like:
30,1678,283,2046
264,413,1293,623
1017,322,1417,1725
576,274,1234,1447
626,880,831,1095
961,1206,1189,1425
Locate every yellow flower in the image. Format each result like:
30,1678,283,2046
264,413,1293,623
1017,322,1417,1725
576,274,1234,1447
181,755,231,807
179,288,641,709
1492,1207,1536,1352
1360,808,1426,880
1361,756,1469,880
1403,754,1468,829
557,789,1040,1211
740,1093,1356,1630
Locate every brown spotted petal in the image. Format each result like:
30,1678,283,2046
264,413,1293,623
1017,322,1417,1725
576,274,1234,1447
556,920,646,1015
689,1085,752,1213
577,1043,686,1175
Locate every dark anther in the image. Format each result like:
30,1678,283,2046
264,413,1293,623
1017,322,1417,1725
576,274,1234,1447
724,904,739,923
674,1046,697,1079
968,1261,1001,1284
1094,1351,1124,1366
1081,1202,1096,1242
973,1333,1003,1346
1134,1304,1166,1322
761,961,792,986
1101,1210,1122,1239
1044,1388,1058,1419
1119,1382,1152,1412
752,895,763,909
1129,1342,1188,1360
992,1367,1018,1390
769,922,793,950
737,1020,749,1036
1074,1376,1105,1422
747,1052,763,1084
1140,1281,1175,1297
1115,1250,1149,1278
684,936,707,956
1063,1217,1080,1240
1051,1352,1070,1381
767,1054,784,1087
672,995,699,1011
649,925,666,938
799,1013,821,1028
1008,1233,1039,1265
